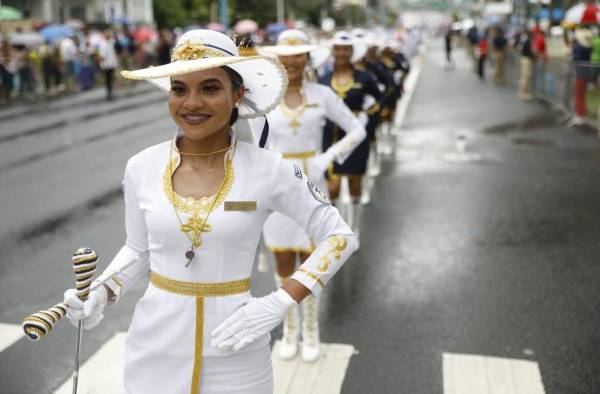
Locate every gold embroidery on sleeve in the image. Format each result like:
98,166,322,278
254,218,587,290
316,236,348,272
297,267,325,288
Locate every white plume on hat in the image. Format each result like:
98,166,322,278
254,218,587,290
121,29,287,119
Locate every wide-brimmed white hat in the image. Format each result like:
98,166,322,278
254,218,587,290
121,29,287,119
257,29,331,69
329,30,367,63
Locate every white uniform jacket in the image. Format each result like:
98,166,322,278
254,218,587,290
263,81,366,253
94,131,357,393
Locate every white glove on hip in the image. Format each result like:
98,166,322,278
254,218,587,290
307,152,333,182
211,289,297,352
64,286,108,330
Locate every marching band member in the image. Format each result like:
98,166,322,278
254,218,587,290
319,31,383,246
353,31,396,199
62,29,357,394
259,29,366,362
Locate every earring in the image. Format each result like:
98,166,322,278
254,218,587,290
235,102,240,108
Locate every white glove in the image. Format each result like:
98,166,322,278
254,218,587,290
307,151,334,181
358,112,368,127
64,286,108,330
211,289,297,352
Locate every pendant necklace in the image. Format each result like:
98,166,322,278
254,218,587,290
279,94,308,134
165,137,234,267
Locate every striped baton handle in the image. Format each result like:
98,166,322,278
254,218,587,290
21,248,98,341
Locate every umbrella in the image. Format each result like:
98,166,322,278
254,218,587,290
265,22,287,35
114,16,132,25
206,22,225,33
564,3,599,25
184,24,204,32
133,26,157,43
0,5,22,21
65,19,85,30
39,24,75,42
10,32,44,47
234,19,258,34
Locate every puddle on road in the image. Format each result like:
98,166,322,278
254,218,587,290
482,114,559,135
511,137,556,147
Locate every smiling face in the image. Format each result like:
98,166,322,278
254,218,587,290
332,45,353,67
278,53,309,84
168,67,244,142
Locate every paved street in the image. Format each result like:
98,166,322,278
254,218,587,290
1,42,600,393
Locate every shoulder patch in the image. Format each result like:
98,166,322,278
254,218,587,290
293,164,303,179
307,178,331,205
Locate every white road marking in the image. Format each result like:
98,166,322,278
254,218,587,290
443,353,546,394
54,332,126,394
0,323,24,352
51,335,354,394
272,341,356,394
394,45,426,131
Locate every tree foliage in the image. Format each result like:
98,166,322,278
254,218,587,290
153,0,187,28
152,0,377,29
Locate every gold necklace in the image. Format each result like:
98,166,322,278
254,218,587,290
179,145,231,156
164,139,235,267
279,94,308,134
331,73,354,99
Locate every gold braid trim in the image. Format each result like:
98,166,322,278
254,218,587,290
150,272,250,297
162,158,234,214
171,39,227,62
297,267,325,288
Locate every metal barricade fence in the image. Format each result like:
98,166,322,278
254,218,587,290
504,50,600,129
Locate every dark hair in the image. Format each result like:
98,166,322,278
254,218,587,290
221,66,244,125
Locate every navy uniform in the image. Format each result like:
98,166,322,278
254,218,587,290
319,68,383,177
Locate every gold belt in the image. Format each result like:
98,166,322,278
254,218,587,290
150,271,250,394
282,150,316,173
282,150,316,159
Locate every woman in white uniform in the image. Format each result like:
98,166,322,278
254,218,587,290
62,30,357,394
258,29,366,363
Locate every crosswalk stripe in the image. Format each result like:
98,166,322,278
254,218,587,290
0,323,23,352
273,341,356,394
53,332,126,394
443,353,546,394
51,334,354,394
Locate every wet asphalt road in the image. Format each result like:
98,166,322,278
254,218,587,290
1,42,600,394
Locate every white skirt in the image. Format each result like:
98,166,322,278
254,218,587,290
125,343,273,394
263,211,314,254
263,161,327,254
198,346,273,394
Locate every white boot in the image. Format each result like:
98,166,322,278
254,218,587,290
361,176,372,205
352,198,363,250
301,295,321,363
275,274,299,360
367,142,380,178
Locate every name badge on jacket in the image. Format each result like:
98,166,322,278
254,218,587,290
224,201,257,211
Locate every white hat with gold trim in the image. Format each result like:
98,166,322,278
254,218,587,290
257,29,331,69
329,30,368,63
120,29,287,119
